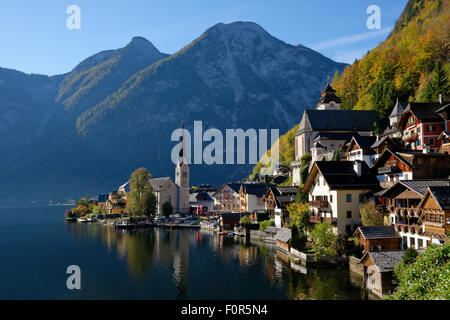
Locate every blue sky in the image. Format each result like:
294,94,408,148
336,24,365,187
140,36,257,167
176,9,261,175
0,0,407,75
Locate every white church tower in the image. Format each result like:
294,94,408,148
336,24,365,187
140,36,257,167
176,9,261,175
175,121,190,214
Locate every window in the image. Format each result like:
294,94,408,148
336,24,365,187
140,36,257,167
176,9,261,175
346,194,352,202
430,158,437,165
346,211,352,218
418,239,423,249
429,138,434,145
417,127,420,133
330,195,333,203
427,125,434,132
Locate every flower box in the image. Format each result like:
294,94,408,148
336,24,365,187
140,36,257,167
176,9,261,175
409,226,415,234
401,225,408,233
414,209,421,217
395,225,401,232
415,227,422,235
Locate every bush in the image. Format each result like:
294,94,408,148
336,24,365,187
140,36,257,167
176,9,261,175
310,222,338,256
240,215,251,225
259,219,274,231
390,244,450,300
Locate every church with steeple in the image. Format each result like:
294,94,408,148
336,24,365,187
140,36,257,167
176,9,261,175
175,121,190,214
118,121,190,215
291,82,379,186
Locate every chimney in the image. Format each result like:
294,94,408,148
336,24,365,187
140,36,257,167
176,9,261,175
353,160,362,177
439,94,443,104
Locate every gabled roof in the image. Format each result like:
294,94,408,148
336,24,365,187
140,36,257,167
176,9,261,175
212,183,242,197
195,191,213,201
276,186,298,195
303,161,380,191
296,110,378,135
356,226,400,240
347,135,377,152
241,183,272,197
418,186,450,211
389,100,408,118
361,250,405,272
274,228,291,243
434,103,450,114
371,148,413,170
399,102,445,128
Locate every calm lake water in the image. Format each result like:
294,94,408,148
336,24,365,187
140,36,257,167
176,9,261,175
0,206,369,300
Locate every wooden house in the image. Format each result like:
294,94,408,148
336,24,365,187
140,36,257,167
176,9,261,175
359,250,405,298
438,131,450,154
353,226,401,253
212,183,241,212
418,186,450,245
371,148,450,188
376,179,450,249
274,228,291,253
263,186,297,228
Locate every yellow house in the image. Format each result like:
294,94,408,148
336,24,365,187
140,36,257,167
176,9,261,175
303,160,380,235
105,192,127,215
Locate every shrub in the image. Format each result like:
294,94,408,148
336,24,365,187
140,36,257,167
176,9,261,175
310,222,338,256
240,215,251,225
259,219,274,231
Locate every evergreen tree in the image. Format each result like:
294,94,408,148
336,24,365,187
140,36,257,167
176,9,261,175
423,60,450,102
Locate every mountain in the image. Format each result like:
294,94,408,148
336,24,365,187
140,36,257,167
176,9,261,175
333,0,449,123
0,21,346,205
250,0,450,179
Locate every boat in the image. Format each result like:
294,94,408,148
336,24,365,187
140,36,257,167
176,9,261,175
115,219,136,229
77,217,88,223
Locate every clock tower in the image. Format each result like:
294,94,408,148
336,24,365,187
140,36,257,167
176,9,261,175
175,121,190,213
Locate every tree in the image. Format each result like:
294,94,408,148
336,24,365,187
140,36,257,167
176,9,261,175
295,184,308,203
310,222,338,256
128,168,156,217
287,203,310,232
92,205,101,214
423,60,450,102
389,244,449,300
360,201,385,226
162,201,173,216
290,225,307,251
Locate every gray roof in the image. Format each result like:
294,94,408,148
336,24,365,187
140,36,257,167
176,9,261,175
274,228,291,243
428,186,450,210
357,226,400,240
399,180,450,196
389,100,407,118
365,251,405,272
149,177,174,190
296,110,378,135
265,226,281,234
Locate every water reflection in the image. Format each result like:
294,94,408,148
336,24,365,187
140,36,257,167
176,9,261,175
66,224,368,300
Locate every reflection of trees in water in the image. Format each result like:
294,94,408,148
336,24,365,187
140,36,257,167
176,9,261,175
286,265,367,300
125,230,155,279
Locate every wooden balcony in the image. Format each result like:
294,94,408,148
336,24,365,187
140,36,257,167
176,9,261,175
309,215,337,224
310,200,329,209
403,132,418,143
378,161,402,175
423,221,450,235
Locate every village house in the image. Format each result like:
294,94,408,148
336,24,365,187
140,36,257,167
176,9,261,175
303,160,380,235
345,135,377,167
353,226,401,254
189,191,214,215
371,148,450,188
376,179,450,249
274,228,291,253
239,183,272,214
219,212,246,230
359,250,405,298
310,132,355,162
398,101,448,152
417,185,450,245
438,131,450,154
105,191,127,215
263,186,297,228
212,183,241,212
291,83,378,186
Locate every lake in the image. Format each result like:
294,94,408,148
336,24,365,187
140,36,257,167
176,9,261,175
0,206,369,299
